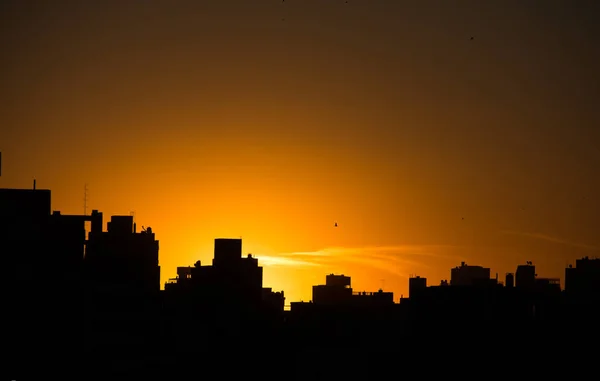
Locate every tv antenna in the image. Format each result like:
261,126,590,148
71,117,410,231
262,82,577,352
84,183,88,215
380,278,385,290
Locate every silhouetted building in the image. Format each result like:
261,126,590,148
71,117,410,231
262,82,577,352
1,184,53,295
177,265,192,281
48,210,103,280
2,184,87,374
534,278,561,294
213,238,243,267
312,274,394,306
161,239,285,349
351,289,394,306
313,274,352,304
1,185,94,288
0,185,51,221
409,275,427,298
85,216,160,296
187,240,263,306
450,262,491,286
165,239,285,316
262,288,285,311
325,273,351,288
516,261,536,290
565,257,600,303
505,272,515,288
164,266,194,293
1,186,52,280
165,266,193,289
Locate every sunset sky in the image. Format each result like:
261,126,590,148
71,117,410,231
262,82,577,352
1,0,599,303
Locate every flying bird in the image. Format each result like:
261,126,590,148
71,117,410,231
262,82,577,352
334,222,338,227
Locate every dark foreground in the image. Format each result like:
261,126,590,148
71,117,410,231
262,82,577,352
9,320,599,380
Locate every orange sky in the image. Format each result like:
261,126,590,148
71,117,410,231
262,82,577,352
1,1,599,303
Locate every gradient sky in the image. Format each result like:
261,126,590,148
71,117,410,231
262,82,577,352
1,0,599,303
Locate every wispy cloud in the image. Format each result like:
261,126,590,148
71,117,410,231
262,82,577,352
256,244,460,278
501,230,600,251
258,256,322,268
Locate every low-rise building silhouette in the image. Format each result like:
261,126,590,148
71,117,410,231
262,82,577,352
450,262,491,286
516,261,536,290
85,215,160,297
163,238,284,315
565,256,600,303
311,273,394,306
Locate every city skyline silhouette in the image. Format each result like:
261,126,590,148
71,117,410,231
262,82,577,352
2,176,597,305
2,0,598,304
2,179,597,302
3,182,599,378
2,0,599,378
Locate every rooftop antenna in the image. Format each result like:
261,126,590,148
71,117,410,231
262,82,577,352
380,278,385,290
83,183,90,244
130,211,136,233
